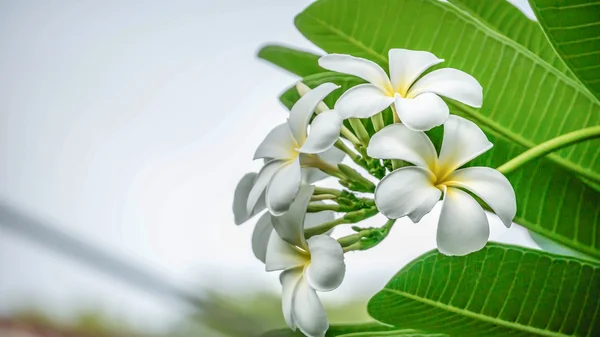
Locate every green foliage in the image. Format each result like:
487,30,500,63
368,243,600,336
449,0,574,78
258,45,323,77
530,0,600,100
294,0,600,183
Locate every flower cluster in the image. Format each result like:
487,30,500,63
233,49,516,337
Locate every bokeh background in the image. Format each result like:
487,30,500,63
0,0,538,335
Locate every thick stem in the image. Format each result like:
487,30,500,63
497,126,600,176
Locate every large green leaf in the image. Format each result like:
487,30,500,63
368,243,600,336
258,44,323,77
294,0,600,183
261,322,445,337
449,0,574,79
281,73,600,260
529,0,600,101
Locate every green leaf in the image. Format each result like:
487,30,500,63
258,44,323,77
281,73,600,260
261,322,445,337
449,0,574,79
368,242,600,336
529,0,600,101
294,0,600,183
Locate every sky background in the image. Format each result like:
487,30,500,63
0,0,536,333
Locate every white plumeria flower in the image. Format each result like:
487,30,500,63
248,83,343,215
318,49,482,131
233,146,345,225
367,115,516,256
266,185,345,337
232,172,336,262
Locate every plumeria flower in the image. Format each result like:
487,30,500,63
266,185,345,337
318,49,482,131
247,82,342,215
232,172,336,262
233,146,345,225
367,115,516,256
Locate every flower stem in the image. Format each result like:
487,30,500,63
310,194,337,201
348,118,370,146
335,139,368,170
307,203,345,213
304,217,349,238
340,126,363,147
390,102,400,124
372,112,385,132
497,126,600,176
303,155,346,180
313,186,343,197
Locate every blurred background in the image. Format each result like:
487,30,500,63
0,0,537,336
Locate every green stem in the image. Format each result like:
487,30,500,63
348,118,370,145
340,126,363,147
307,203,345,213
390,103,400,124
497,126,600,176
372,112,385,132
311,194,337,201
304,155,346,180
313,186,343,197
335,139,368,170
304,217,349,238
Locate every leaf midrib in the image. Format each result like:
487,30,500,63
380,287,571,337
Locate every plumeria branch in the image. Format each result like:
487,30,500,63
497,125,600,177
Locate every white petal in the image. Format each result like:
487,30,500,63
296,82,329,114
233,173,265,225
251,212,273,263
319,54,392,91
394,93,449,131
292,276,329,337
374,166,441,221
305,235,345,292
265,230,307,272
407,68,483,107
445,167,516,228
437,187,490,256
266,156,302,215
299,110,343,154
333,84,394,119
254,123,298,160
302,147,345,184
438,115,492,175
289,83,340,144
388,49,443,95
280,267,303,330
271,185,314,249
246,160,284,215
367,123,437,168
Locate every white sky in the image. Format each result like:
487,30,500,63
0,0,537,332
